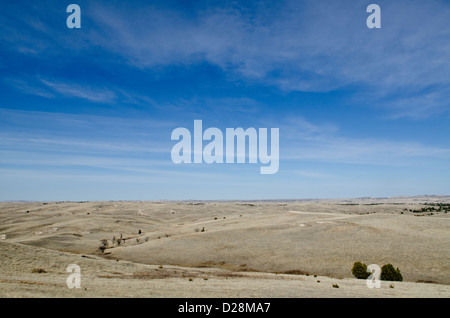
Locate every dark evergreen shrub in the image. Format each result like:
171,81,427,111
352,261,370,279
380,264,403,281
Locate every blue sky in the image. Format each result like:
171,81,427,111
0,0,449,200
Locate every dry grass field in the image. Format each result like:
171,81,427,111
1,196,449,297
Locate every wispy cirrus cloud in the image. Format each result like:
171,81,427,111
5,77,54,98
0,108,176,132
4,76,116,104
86,0,450,117
284,135,450,167
274,115,450,166
0,108,175,167
39,79,117,103
1,0,449,200
5,76,161,106
3,1,449,117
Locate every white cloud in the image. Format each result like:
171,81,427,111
87,0,450,117
6,78,54,98
284,135,450,166
40,79,117,103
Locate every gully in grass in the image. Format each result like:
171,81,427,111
171,120,279,174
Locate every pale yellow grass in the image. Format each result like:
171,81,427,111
0,197,449,297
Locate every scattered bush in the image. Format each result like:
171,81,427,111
32,268,47,273
99,239,108,253
352,262,403,281
352,261,370,279
282,270,310,276
380,264,403,281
